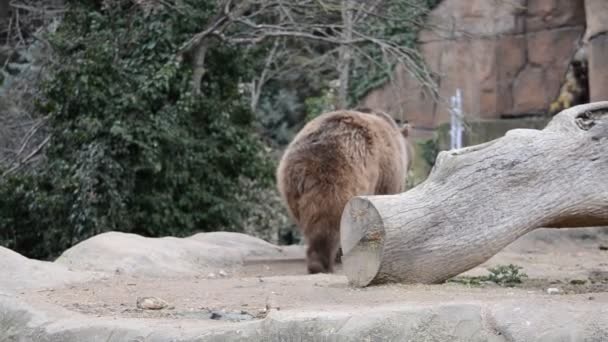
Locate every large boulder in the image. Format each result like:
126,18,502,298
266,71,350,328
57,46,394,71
55,231,304,277
0,246,97,293
1,228,607,341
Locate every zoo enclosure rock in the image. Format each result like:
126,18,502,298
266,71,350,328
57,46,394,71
1,231,608,341
2,278,607,341
55,231,303,277
361,0,587,128
0,246,99,293
585,0,608,102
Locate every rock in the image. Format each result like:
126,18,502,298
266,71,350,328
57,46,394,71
525,0,585,31
1,229,608,341
546,287,560,295
361,0,586,131
588,35,608,102
584,0,608,40
136,297,169,310
55,231,304,277
3,298,606,341
0,246,98,293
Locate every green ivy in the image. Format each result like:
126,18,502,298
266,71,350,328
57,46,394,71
0,0,274,259
417,138,439,168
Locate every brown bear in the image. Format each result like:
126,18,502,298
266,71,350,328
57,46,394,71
276,109,413,274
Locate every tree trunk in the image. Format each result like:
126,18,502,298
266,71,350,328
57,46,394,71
190,42,208,96
337,0,353,109
340,102,608,287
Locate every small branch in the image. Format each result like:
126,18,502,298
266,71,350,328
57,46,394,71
178,14,228,56
2,134,51,177
251,38,280,111
14,117,47,157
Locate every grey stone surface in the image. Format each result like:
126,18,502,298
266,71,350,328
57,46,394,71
0,246,98,293
55,231,303,277
2,297,608,342
1,230,607,341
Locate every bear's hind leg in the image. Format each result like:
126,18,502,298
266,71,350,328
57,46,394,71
305,228,340,274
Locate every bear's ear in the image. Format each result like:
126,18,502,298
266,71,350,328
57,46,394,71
400,123,411,138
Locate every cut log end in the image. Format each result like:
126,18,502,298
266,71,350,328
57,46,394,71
340,197,386,287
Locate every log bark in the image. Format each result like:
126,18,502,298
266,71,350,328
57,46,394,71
340,102,608,287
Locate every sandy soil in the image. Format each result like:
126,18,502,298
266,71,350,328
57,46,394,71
21,228,608,322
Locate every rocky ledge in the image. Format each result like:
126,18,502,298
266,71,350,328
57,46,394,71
1,228,608,341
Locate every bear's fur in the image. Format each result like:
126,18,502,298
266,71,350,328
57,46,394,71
277,109,412,274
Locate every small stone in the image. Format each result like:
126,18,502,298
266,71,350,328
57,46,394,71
136,296,169,310
589,296,595,300
546,288,560,295
218,269,228,277
207,273,217,279
599,245,608,251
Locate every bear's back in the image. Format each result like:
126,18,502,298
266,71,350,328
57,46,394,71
277,110,403,222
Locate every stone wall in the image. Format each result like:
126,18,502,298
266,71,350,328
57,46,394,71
585,0,608,102
361,0,587,131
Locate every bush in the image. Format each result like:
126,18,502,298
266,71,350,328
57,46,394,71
0,0,278,259
448,264,528,287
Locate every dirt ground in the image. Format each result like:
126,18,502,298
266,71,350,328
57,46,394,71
21,228,608,322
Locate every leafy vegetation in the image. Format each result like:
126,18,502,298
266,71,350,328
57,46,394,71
0,1,275,259
448,264,529,287
417,139,439,168
0,0,439,260
247,0,442,146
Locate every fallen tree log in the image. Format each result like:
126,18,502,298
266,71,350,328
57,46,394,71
340,102,608,287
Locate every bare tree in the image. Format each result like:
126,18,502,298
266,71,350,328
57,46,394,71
0,1,63,173
179,0,439,109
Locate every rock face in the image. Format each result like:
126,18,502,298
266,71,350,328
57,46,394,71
362,0,586,129
55,231,303,277
0,246,98,292
585,0,608,102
